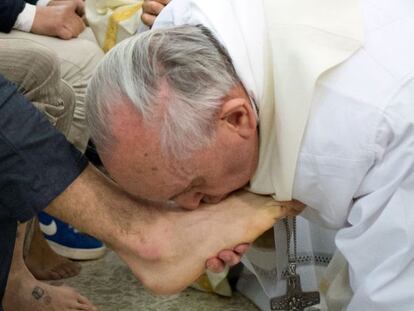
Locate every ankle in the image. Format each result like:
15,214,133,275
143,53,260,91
112,211,173,263
6,267,34,292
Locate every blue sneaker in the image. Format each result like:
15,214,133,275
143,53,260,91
38,212,106,260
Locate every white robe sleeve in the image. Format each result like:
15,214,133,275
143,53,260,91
336,78,414,311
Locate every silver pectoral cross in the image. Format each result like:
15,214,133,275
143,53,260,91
271,217,321,310
270,271,320,311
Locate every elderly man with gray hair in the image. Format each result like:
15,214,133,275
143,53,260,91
86,0,414,310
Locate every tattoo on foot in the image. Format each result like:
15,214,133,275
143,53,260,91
32,286,45,300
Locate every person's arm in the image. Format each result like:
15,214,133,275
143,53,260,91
336,81,414,310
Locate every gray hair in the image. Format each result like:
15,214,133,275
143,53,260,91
86,25,241,159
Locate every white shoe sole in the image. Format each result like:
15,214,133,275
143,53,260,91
46,240,107,260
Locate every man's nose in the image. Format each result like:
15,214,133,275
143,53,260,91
174,192,204,210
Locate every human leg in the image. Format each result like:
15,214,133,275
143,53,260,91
0,37,75,136
25,219,82,280
1,28,104,152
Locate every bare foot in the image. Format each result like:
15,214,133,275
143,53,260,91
3,270,96,311
207,199,306,272
3,223,96,311
25,219,81,280
112,190,290,294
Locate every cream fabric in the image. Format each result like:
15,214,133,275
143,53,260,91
0,38,74,136
320,251,352,311
0,29,104,152
252,0,363,200
86,0,143,52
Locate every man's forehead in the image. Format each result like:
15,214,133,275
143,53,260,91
109,86,171,142
107,105,193,177
108,104,163,158
110,102,146,136
101,135,192,201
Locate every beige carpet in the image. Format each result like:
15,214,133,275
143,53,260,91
64,251,259,311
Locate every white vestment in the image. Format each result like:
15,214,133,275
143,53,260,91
295,1,414,309
153,0,414,310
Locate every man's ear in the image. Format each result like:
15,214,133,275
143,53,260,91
219,96,257,138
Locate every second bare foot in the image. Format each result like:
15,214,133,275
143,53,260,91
4,270,96,311
25,219,81,280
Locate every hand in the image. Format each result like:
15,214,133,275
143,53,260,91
48,0,85,18
204,192,306,273
31,3,85,40
141,0,170,27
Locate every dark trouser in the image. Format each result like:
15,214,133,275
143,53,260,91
0,221,17,310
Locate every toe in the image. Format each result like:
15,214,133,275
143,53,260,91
49,270,63,280
62,264,76,278
75,302,97,311
71,262,82,274
234,243,250,255
77,294,96,309
218,251,241,266
206,257,226,273
65,261,81,276
53,266,70,279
